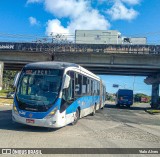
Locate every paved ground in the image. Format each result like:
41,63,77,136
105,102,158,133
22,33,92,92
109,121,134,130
0,103,160,156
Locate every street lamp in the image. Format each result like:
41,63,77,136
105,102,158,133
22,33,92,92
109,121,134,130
133,76,136,93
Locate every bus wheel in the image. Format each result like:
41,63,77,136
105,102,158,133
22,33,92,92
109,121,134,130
127,105,131,108
116,104,120,108
101,105,104,110
72,109,80,125
91,105,96,116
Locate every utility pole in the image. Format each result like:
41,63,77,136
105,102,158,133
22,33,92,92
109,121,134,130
133,76,136,93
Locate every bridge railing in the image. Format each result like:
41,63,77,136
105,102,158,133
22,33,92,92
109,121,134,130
0,42,160,54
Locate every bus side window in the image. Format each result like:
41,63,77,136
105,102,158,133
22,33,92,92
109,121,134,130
91,80,93,95
87,78,90,95
97,82,100,95
93,80,96,95
75,73,82,97
62,79,72,101
67,71,75,99
82,76,87,95
60,71,74,113
95,81,97,95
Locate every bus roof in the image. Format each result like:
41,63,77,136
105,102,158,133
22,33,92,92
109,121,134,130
117,89,133,95
24,61,79,70
24,61,100,80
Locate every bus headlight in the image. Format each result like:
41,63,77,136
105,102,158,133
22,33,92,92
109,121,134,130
13,102,18,115
45,107,58,119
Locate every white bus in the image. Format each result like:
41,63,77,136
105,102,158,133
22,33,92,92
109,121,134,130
12,62,106,128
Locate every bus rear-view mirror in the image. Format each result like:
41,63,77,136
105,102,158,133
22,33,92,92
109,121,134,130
63,74,71,89
13,72,21,88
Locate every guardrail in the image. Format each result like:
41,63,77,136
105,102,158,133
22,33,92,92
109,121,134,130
0,42,160,54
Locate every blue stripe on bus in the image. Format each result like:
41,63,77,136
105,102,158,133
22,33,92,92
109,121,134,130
14,97,61,119
14,95,100,119
66,95,100,114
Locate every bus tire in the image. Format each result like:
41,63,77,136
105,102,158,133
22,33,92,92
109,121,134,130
101,105,104,110
91,105,96,116
72,108,80,125
127,105,131,108
116,104,120,108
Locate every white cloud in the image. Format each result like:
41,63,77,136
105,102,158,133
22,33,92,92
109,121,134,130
44,0,88,18
46,11,110,37
107,1,138,20
68,10,110,31
29,16,39,26
44,0,110,35
120,0,141,5
27,0,141,35
46,19,69,35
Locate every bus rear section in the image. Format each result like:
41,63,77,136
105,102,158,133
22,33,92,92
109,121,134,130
116,89,133,108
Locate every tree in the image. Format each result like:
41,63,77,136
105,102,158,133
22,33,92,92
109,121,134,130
134,93,151,103
3,70,18,90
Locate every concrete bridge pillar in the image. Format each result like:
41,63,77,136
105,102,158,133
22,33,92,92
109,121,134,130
0,62,4,90
144,74,160,109
151,83,159,109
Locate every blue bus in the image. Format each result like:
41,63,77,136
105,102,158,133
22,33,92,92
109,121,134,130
115,89,133,108
12,62,106,128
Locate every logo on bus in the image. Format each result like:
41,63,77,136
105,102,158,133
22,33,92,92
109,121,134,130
29,113,33,118
19,111,26,115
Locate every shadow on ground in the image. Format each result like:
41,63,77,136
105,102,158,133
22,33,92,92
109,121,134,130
105,104,150,111
0,109,59,132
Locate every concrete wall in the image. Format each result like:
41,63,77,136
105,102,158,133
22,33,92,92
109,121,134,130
0,51,52,63
54,53,160,67
1,49,160,75
54,52,160,76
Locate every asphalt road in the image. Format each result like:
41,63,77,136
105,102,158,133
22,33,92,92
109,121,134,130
0,103,160,156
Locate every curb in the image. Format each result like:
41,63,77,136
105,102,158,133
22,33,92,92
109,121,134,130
145,109,160,115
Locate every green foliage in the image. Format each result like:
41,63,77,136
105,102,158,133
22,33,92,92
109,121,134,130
134,93,151,103
106,92,115,101
2,70,18,90
0,89,10,96
0,89,9,93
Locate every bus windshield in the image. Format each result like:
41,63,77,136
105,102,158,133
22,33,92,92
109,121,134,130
16,69,63,112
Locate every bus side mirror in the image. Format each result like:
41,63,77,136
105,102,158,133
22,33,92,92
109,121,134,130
63,74,71,89
13,72,21,88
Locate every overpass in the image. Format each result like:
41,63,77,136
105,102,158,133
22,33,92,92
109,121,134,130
0,42,160,108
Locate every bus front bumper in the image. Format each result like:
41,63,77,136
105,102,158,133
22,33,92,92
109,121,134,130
12,110,65,128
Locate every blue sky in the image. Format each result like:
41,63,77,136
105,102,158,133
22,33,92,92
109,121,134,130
99,75,152,95
0,0,159,95
0,0,160,43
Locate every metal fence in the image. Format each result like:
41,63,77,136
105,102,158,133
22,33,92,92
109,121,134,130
0,42,160,54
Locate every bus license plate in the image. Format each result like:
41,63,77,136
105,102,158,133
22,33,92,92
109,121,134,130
26,119,35,124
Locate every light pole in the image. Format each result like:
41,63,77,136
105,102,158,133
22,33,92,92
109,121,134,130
132,76,136,103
